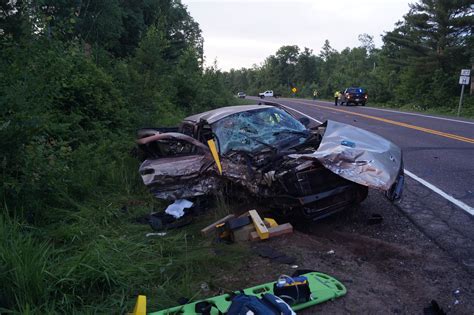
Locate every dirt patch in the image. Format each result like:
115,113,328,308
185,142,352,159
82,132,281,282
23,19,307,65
215,190,474,314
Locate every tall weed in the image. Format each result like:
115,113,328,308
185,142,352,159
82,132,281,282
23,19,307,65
0,216,51,312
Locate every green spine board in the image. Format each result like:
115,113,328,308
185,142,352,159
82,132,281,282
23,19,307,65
149,272,346,315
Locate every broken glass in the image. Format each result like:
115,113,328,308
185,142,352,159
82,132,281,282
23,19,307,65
212,107,308,154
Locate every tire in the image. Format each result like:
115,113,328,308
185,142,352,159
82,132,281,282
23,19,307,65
361,102,366,106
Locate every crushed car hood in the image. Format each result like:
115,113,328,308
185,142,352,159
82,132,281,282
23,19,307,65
290,120,402,191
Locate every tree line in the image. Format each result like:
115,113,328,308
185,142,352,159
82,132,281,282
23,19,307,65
0,0,233,216
222,0,473,113
0,1,231,312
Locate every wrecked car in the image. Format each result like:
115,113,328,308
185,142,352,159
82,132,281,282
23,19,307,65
137,104,404,220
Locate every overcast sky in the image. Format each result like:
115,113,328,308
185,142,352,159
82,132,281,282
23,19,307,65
182,0,412,70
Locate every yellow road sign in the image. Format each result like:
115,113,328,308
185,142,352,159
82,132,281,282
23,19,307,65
291,87,297,93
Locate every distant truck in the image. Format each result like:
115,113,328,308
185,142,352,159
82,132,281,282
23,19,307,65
259,90,281,98
339,87,367,106
237,92,246,98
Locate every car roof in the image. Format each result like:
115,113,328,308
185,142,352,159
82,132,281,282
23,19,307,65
184,105,274,124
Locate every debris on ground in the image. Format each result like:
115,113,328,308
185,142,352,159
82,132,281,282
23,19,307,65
233,224,256,242
132,198,203,232
199,282,210,293
249,223,293,241
201,214,235,236
201,210,293,243
249,210,269,240
148,212,193,231
134,209,193,232
164,199,193,218
254,245,296,265
145,232,167,237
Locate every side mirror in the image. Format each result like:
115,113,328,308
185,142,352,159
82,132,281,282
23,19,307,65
298,117,310,127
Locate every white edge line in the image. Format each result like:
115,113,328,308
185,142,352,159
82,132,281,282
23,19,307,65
280,100,474,216
404,170,474,216
285,97,474,125
360,106,474,125
279,103,323,124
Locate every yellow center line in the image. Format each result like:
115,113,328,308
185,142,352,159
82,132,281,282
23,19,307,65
291,100,474,144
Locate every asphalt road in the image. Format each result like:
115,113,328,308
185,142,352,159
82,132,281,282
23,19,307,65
249,96,474,272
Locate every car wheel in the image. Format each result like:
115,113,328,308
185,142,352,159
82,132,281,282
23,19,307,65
361,102,366,106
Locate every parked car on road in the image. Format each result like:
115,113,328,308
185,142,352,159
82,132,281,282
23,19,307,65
136,104,404,220
237,92,246,98
259,90,281,98
339,87,368,106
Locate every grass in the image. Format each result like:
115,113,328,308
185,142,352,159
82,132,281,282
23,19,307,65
306,96,474,120
1,147,251,314
366,101,474,119
230,97,258,106
0,88,266,314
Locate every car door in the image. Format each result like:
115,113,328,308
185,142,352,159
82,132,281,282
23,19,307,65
137,133,217,200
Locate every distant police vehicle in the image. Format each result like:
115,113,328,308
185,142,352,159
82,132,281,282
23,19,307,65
339,87,368,106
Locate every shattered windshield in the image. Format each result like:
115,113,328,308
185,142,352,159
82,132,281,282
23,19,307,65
212,107,308,154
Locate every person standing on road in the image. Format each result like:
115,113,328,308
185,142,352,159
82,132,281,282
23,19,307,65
313,89,319,100
334,90,341,106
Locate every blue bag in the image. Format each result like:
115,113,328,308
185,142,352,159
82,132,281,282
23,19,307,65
226,293,295,315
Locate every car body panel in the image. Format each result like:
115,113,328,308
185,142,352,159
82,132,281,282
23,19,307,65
184,105,274,124
290,120,402,191
137,104,404,219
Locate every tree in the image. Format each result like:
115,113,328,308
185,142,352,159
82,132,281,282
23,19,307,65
383,0,473,104
385,0,472,71
295,47,321,84
274,45,300,87
358,33,375,53
319,39,336,61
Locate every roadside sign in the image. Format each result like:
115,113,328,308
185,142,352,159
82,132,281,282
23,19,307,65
291,87,297,93
459,76,470,85
457,69,471,116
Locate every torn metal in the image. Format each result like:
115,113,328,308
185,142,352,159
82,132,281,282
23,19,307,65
290,120,402,191
137,105,404,220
